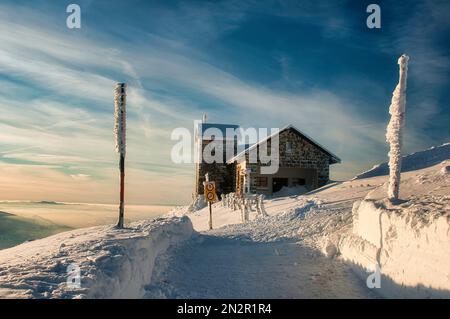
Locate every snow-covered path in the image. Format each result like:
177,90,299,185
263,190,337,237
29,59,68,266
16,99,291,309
151,151,449,299
144,229,376,299
149,174,388,299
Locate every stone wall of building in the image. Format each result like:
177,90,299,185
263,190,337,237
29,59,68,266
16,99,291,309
195,139,236,196
239,128,333,189
196,162,236,196
278,128,331,186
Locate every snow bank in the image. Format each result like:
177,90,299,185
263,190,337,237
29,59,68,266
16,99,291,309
338,161,450,298
273,186,309,197
354,143,450,180
0,216,194,299
187,195,207,212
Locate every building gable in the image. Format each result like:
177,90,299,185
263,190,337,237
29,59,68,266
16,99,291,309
227,125,341,165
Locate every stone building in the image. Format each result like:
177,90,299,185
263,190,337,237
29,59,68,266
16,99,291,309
195,123,340,197
227,125,341,196
194,122,239,197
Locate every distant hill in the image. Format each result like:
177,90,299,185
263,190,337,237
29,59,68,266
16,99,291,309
0,212,71,250
353,143,450,180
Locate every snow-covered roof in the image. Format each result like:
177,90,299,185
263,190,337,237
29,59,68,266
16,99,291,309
226,124,341,164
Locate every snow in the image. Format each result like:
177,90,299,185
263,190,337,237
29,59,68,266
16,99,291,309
385,54,409,200
144,230,374,298
0,216,193,298
338,160,450,298
353,142,450,179
157,190,380,298
114,83,127,155
273,185,309,197
186,195,207,213
147,196,376,298
162,143,449,298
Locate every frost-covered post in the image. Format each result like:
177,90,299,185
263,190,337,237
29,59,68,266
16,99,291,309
259,195,268,217
232,193,237,211
255,195,261,216
240,198,246,222
114,83,127,228
245,199,250,221
386,55,409,201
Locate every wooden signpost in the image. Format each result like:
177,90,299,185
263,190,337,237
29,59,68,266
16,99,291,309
203,173,217,230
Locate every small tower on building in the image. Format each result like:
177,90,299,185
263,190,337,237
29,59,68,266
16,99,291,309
194,118,239,197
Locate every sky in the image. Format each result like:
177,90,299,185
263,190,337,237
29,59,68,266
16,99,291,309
0,0,449,205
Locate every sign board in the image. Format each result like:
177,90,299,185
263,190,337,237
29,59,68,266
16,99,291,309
204,181,217,203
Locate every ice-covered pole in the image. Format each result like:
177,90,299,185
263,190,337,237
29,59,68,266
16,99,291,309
114,83,127,228
386,54,409,201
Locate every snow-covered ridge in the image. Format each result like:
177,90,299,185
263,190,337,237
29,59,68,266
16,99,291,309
0,216,194,299
353,142,450,180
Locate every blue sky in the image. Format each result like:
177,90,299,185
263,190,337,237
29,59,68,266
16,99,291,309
0,0,449,204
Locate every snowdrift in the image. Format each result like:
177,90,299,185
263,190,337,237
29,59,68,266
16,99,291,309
273,186,309,197
0,216,194,299
353,143,450,180
338,160,450,298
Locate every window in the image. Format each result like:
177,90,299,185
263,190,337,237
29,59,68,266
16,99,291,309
292,178,306,186
254,177,268,188
286,141,292,153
